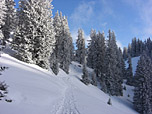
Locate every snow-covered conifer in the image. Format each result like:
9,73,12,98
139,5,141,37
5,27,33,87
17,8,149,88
123,47,128,60
94,31,106,78
12,0,35,63
126,55,133,85
59,16,73,74
2,0,16,45
87,29,97,68
103,30,123,96
91,71,97,86
0,0,6,44
81,60,89,85
12,0,55,69
75,29,85,64
32,0,55,69
50,48,59,75
133,51,152,114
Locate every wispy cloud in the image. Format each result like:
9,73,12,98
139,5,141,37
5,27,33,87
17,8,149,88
70,1,95,27
124,0,152,38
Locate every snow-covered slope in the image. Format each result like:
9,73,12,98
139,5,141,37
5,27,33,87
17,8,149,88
0,54,138,114
126,56,140,75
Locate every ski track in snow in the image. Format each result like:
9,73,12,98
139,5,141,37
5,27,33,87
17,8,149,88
50,77,80,114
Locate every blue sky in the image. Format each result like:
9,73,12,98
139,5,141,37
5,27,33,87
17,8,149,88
14,0,152,48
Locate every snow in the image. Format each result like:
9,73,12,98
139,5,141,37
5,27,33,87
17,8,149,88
125,56,140,75
0,54,138,114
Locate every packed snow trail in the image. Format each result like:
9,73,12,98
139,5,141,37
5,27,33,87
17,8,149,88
51,77,80,114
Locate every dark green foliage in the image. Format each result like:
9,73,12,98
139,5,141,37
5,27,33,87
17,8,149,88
133,52,152,114
0,66,9,101
126,56,133,85
103,30,123,96
2,0,16,45
81,63,90,85
91,71,97,86
87,29,97,69
75,29,85,64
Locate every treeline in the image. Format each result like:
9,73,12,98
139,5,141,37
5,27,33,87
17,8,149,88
123,37,152,60
122,37,152,114
75,29,152,114
75,29,127,96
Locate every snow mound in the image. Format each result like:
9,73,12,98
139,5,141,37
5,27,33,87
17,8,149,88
0,54,138,114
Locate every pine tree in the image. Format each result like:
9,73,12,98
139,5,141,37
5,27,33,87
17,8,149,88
131,37,137,57
12,0,33,63
123,47,128,60
59,16,73,74
0,0,7,45
53,12,73,74
91,71,97,86
53,11,62,61
126,55,133,85
133,52,152,114
115,48,124,96
12,0,55,69
94,31,106,78
103,30,123,96
2,0,16,45
50,48,59,75
87,29,97,68
121,54,127,79
75,29,85,64
127,43,132,57
32,0,55,69
81,60,89,85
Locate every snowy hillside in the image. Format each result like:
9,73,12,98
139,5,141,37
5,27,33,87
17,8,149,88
126,56,140,75
0,54,138,114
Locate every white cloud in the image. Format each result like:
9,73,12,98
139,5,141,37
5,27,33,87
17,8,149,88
70,1,95,27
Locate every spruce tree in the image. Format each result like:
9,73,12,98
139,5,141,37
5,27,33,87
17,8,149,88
0,0,6,45
123,47,128,60
126,55,133,85
103,30,123,96
133,52,152,114
53,12,73,74
12,0,33,63
127,43,132,57
12,0,55,69
115,48,124,96
81,60,89,85
75,29,85,64
2,0,16,45
32,0,55,69
53,11,62,61
50,48,59,75
91,71,97,86
87,29,97,68
59,16,73,74
94,31,106,78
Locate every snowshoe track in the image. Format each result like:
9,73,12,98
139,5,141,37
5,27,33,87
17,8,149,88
51,77,80,114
